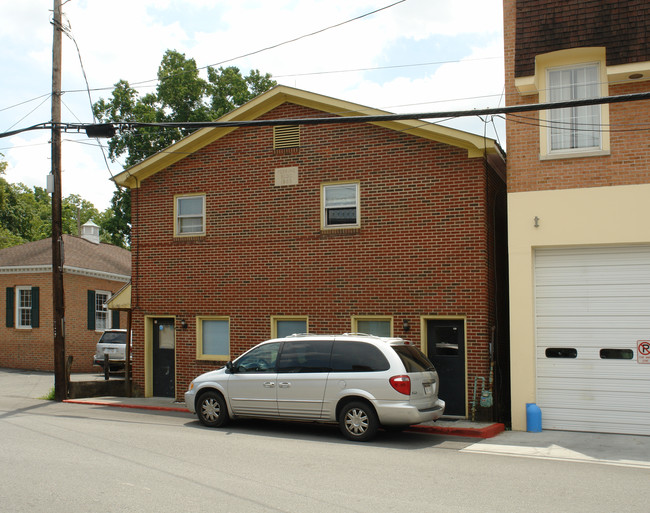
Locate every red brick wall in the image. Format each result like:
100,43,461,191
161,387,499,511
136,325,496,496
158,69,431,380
504,0,650,193
1,273,128,373
130,102,506,411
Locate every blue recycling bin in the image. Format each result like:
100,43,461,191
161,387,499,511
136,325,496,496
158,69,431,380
526,403,542,432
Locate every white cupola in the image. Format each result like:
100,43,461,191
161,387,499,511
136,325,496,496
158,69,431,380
81,220,100,244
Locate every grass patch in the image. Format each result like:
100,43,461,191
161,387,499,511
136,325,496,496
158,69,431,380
40,387,56,401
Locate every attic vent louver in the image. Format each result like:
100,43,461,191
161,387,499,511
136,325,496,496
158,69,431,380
274,125,300,149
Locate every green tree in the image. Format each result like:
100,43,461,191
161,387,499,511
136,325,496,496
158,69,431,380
93,50,276,245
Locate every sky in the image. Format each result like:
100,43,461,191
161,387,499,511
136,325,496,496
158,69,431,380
0,0,505,212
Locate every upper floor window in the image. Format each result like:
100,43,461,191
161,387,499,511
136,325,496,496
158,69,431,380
547,64,601,152
175,194,205,236
322,182,360,229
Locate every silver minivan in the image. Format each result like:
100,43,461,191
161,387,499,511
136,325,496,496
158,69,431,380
185,333,445,441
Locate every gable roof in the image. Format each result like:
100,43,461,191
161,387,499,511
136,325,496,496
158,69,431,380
0,235,131,281
114,85,504,189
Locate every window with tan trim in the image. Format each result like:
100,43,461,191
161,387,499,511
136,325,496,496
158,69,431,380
351,316,393,337
196,316,229,360
321,182,360,229
271,316,308,338
175,194,206,236
516,47,610,159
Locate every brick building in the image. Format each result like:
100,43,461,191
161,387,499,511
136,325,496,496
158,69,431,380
114,86,509,421
504,0,650,434
1,224,131,372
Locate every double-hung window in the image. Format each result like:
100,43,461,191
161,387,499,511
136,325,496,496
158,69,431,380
322,183,360,228
16,287,33,329
176,195,205,236
547,64,601,152
95,291,110,331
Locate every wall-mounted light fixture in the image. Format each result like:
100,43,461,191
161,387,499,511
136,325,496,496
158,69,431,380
179,319,188,330
403,319,410,332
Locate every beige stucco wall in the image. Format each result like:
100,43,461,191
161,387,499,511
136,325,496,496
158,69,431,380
508,183,650,430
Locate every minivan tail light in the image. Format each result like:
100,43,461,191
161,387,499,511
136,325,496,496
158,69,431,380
390,375,411,395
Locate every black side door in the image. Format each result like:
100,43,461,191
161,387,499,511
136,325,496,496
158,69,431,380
153,319,175,397
426,319,466,416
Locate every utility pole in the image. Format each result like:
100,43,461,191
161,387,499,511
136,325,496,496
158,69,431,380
52,0,66,401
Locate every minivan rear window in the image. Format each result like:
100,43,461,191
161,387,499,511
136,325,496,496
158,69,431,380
100,332,126,344
393,346,435,372
330,342,390,372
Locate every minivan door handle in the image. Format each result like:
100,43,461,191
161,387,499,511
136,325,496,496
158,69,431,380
263,381,275,388
278,382,291,388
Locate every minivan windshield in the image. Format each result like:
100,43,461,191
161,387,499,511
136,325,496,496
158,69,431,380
393,346,435,372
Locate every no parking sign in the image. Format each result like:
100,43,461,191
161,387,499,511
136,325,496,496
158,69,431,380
638,341,650,364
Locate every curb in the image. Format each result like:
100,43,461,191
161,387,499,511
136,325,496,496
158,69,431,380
63,399,505,438
408,422,505,438
63,399,190,413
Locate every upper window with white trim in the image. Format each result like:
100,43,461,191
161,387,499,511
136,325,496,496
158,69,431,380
547,64,601,152
175,194,206,236
322,183,360,229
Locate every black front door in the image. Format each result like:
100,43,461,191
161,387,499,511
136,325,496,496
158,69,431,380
426,319,466,417
153,319,175,397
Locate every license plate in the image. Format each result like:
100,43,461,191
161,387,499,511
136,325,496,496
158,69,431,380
105,348,116,354
424,384,432,395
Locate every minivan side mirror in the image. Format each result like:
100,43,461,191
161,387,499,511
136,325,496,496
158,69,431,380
226,361,235,374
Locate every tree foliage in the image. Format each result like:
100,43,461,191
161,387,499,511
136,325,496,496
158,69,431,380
0,160,118,249
93,50,276,246
0,51,275,250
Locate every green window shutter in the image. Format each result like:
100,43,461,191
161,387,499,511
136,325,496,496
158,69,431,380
87,290,95,330
112,309,120,329
6,287,14,328
31,287,39,328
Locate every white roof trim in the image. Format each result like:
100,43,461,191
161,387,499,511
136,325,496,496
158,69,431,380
0,265,130,283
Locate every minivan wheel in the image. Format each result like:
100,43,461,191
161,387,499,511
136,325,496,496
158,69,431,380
339,401,379,442
197,391,229,428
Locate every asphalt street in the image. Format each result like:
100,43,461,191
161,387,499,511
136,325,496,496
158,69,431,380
1,368,650,513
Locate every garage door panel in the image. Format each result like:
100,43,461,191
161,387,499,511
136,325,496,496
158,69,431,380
541,411,650,436
536,283,650,298
536,297,650,316
538,376,650,395
534,246,650,436
536,328,648,347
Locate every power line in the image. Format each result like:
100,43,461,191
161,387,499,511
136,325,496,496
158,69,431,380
3,91,648,140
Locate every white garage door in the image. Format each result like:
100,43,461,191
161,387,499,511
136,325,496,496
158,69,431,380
535,246,650,435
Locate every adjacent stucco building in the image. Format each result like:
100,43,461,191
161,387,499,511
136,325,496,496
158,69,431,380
504,0,650,434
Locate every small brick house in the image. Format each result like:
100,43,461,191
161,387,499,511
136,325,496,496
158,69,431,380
1,224,131,372
504,0,650,434
114,86,509,421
